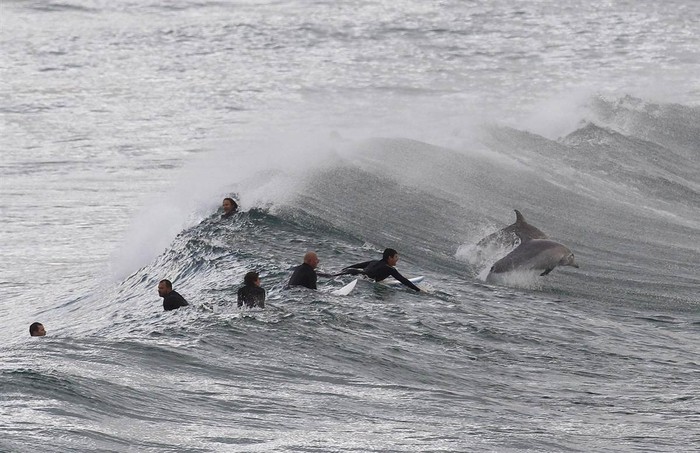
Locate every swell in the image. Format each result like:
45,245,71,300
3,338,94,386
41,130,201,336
103,98,699,324
19,96,697,341
589,95,700,159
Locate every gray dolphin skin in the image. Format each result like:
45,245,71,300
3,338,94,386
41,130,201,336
487,239,579,279
477,209,547,250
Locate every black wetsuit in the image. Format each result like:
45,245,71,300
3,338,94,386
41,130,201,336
237,284,266,308
287,263,320,290
343,259,421,292
162,290,189,311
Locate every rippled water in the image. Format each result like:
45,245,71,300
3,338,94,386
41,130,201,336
1,1,699,451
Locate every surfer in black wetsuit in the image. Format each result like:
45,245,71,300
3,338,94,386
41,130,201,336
341,248,421,292
29,322,46,337
237,271,266,308
221,197,238,218
158,279,190,311
286,251,335,290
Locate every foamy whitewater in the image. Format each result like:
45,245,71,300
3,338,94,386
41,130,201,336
1,1,699,451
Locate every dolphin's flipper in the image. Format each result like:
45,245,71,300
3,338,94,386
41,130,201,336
540,268,553,276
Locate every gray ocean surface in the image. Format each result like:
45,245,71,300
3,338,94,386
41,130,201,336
1,1,699,451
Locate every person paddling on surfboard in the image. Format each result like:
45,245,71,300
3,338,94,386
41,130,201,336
341,248,421,292
286,251,336,290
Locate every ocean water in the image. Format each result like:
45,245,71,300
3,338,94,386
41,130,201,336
1,1,699,451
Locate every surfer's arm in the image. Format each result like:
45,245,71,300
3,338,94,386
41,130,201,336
331,261,372,277
257,287,266,308
389,268,421,292
237,287,244,308
343,261,371,270
333,268,365,277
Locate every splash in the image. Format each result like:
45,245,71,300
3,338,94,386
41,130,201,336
484,269,544,290
109,129,353,280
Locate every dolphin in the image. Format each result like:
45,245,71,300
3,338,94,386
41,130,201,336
487,238,579,280
477,209,547,250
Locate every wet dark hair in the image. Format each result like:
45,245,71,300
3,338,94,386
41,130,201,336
159,279,173,289
382,248,398,260
223,197,238,211
244,271,259,286
29,322,43,336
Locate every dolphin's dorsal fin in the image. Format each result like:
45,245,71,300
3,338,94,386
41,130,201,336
514,209,525,225
512,209,547,242
513,209,531,243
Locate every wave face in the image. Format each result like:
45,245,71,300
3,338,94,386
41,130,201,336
4,96,698,452
2,0,699,450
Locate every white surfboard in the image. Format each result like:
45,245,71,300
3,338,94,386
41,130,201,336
331,279,358,296
378,276,424,287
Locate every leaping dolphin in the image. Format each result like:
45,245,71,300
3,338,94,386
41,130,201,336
486,239,579,281
477,209,547,250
